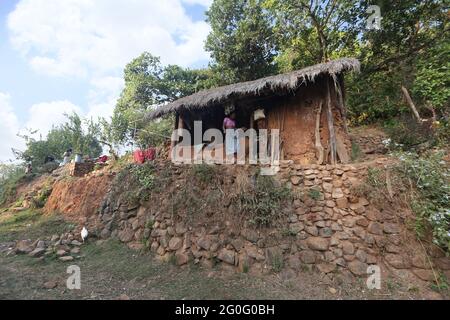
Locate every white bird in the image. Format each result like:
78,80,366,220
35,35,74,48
81,227,88,243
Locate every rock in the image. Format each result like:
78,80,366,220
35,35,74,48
290,176,302,185
287,255,302,269
15,240,33,254
59,256,74,262
118,228,134,243
336,197,348,209
305,226,319,236
332,188,344,199
175,252,189,266
367,222,383,235
299,250,316,264
29,247,46,257
168,237,183,251
316,263,336,273
71,240,82,246
50,235,59,243
241,229,259,243
306,237,329,251
175,223,187,235
70,247,80,254
100,228,111,239
319,227,333,238
231,239,244,252
246,247,265,261
119,294,130,300
325,200,336,208
434,257,450,270
385,254,411,269
355,249,367,263
356,217,369,227
323,183,333,193
290,222,305,233
56,249,67,257
197,237,212,251
36,240,46,249
217,249,235,265
383,223,400,234
329,287,337,294
348,261,368,276
43,281,58,289
412,269,435,281
342,241,355,255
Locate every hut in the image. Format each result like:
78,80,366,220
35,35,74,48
146,58,360,165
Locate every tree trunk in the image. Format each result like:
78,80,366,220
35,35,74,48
326,79,337,165
315,102,324,165
401,86,422,123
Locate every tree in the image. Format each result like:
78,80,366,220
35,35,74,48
347,0,448,124
109,52,214,147
15,113,102,168
205,0,277,83
265,0,360,71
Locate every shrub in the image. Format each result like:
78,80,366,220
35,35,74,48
0,164,26,206
236,173,292,227
394,151,450,251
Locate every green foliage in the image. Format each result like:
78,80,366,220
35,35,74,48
205,0,277,84
412,40,450,113
14,112,102,168
129,163,157,190
109,52,214,146
189,164,218,185
308,188,322,201
236,173,292,227
384,116,435,149
394,151,450,251
351,141,362,161
0,164,26,206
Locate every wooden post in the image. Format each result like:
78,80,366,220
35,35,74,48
315,102,324,165
335,78,349,134
401,86,422,123
326,79,337,165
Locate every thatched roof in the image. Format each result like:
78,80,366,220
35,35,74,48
147,58,360,120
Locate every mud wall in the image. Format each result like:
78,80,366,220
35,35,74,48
267,80,350,165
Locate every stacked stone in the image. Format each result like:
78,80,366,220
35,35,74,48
10,232,84,262
69,162,95,177
96,161,449,281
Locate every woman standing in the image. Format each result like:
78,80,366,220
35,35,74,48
223,112,238,161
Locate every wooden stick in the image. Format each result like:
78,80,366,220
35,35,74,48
401,86,422,123
334,79,349,134
315,102,324,165
326,79,337,165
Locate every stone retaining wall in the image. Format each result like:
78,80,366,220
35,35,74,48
97,161,449,281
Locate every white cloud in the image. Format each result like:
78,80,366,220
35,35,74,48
25,100,83,137
7,0,212,78
0,93,24,162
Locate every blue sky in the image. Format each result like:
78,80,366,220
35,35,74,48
0,0,212,162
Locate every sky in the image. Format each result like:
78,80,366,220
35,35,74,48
0,0,212,162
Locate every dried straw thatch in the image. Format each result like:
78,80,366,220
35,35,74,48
146,58,360,120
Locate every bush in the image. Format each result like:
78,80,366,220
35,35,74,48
384,115,435,150
394,151,450,251
0,164,26,206
236,173,292,227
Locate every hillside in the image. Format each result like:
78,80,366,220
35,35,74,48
0,126,448,300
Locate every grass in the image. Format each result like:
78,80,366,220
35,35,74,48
0,209,74,242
